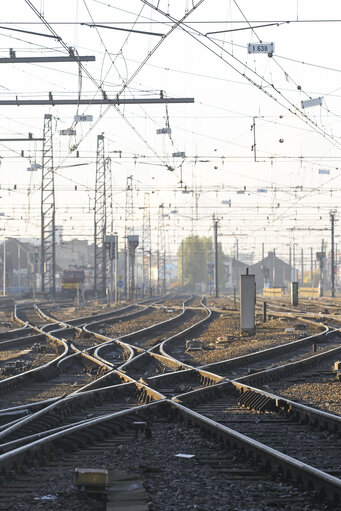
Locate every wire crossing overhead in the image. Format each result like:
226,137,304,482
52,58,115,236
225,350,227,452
41,114,56,297
94,134,107,297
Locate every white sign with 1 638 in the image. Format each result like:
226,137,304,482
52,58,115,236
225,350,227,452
248,43,274,54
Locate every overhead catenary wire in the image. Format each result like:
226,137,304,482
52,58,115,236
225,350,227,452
0,1,340,255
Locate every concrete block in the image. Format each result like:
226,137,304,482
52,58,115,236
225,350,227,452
285,328,295,333
334,361,341,371
186,339,204,351
75,468,108,488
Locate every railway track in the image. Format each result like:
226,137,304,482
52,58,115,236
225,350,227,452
198,327,338,379
174,379,341,485
0,296,195,438
0,351,109,409
2,295,341,507
0,400,337,510
0,333,59,380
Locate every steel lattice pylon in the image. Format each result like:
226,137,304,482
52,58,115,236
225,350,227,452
94,134,106,296
124,176,134,298
105,157,113,234
142,193,152,297
158,203,166,294
41,113,56,296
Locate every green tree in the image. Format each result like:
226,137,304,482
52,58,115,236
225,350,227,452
177,235,225,290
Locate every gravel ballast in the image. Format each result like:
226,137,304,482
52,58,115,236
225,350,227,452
0,420,331,511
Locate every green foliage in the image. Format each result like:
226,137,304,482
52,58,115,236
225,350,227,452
177,235,224,290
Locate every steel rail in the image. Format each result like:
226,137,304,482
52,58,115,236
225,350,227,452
89,296,193,366
169,400,341,501
159,297,212,362
198,322,331,376
0,397,341,502
0,379,164,448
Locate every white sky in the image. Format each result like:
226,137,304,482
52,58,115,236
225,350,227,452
1,0,341,264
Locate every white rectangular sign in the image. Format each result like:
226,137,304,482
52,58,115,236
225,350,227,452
156,127,172,135
74,115,93,122
301,97,322,109
248,43,274,54
59,129,76,136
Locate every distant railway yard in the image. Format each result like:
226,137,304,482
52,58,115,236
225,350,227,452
0,294,339,509
2,1,341,508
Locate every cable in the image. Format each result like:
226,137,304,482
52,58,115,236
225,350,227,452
140,2,341,155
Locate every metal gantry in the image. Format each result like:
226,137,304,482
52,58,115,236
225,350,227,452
41,114,56,297
94,134,106,297
142,193,152,297
158,203,166,294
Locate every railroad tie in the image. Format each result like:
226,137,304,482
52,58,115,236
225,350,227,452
238,390,275,412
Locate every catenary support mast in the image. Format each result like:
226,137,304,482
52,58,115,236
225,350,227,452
41,114,56,297
94,134,106,297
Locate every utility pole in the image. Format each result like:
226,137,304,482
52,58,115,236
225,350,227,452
158,204,166,294
114,235,118,304
235,238,239,290
156,249,160,294
142,193,152,297
318,239,325,297
213,215,219,298
127,235,139,300
301,248,304,286
273,249,276,287
2,239,5,296
251,116,257,162
124,176,134,299
105,156,116,301
181,239,184,288
311,247,313,287
289,245,292,282
94,134,106,297
331,210,336,297
17,241,21,298
293,243,296,281
262,242,264,261
105,234,117,304
41,114,56,298
105,157,113,235
337,243,339,277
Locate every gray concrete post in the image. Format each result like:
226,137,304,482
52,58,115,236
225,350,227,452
291,281,298,306
240,271,256,334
